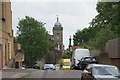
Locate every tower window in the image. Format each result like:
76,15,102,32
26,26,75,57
57,33,60,38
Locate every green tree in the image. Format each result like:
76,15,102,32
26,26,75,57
73,27,99,46
91,2,120,36
16,16,51,67
84,27,118,50
73,2,120,50
62,51,72,59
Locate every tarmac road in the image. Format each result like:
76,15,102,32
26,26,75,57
2,69,82,80
28,70,82,78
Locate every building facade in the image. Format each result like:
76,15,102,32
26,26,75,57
0,1,15,69
14,43,24,69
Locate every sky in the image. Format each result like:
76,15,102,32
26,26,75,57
11,0,98,49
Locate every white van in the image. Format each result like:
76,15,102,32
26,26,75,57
71,48,90,67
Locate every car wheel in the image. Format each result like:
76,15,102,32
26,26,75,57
81,76,84,80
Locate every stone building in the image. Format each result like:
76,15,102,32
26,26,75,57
14,43,24,69
0,1,15,69
46,17,64,64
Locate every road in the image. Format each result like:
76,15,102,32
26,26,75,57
2,69,82,80
28,70,82,78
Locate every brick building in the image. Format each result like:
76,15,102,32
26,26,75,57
0,1,15,69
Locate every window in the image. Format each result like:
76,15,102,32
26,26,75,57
57,33,60,38
93,66,119,76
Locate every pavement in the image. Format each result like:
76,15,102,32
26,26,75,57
2,69,37,79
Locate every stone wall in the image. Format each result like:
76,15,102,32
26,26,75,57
90,50,111,65
0,44,3,69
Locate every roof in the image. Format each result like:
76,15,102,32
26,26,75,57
88,64,117,68
54,17,62,27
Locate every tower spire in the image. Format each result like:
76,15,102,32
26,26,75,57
56,15,59,21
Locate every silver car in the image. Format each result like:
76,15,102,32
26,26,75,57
81,64,120,80
54,64,60,70
43,64,56,70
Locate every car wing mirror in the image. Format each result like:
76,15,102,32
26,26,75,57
83,70,92,75
83,70,88,73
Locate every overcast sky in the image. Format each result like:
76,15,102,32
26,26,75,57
11,1,98,49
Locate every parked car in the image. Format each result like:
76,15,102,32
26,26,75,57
33,63,40,69
55,64,60,70
22,64,28,69
78,56,98,70
44,64,55,70
81,64,120,80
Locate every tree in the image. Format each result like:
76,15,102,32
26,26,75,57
62,51,72,59
84,27,118,50
16,16,51,67
73,27,99,46
73,2,120,50
91,2,120,36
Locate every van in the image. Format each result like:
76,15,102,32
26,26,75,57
60,59,71,70
71,48,90,69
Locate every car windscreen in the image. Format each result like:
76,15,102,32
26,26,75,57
93,66,119,76
63,62,71,66
84,57,96,61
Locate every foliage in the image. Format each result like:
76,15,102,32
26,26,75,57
73,2,120,50
15,16,51,67
62,51,72,59
82,28,118,50
73,27,100,46
91,2,120,35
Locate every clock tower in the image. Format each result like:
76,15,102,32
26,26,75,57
53,17,63,51
46,16,63,64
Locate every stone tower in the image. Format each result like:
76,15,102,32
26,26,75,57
53,17,63,52
45,16,63,64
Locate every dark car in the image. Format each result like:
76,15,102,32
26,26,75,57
33,64,40,69
22,64,28,69
78,56,98,70
81,64,120,80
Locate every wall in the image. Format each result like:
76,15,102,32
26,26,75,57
0,1,2,44
0,44,3,69
105,38,120,68
1,1,15,68
90,50,111,64
105,38,120,58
